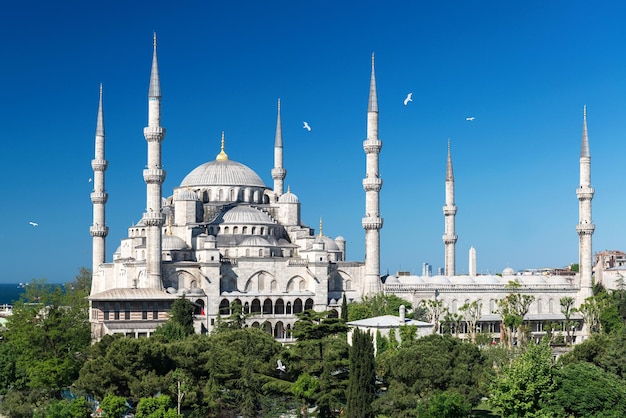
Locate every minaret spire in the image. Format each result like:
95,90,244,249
90,84,109,293
362,53,383,296
143,33,166,289
577,105,594,305
216,131,229,161
443,139,458,276
271,98,286,195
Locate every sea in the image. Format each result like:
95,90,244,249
0,283,27,305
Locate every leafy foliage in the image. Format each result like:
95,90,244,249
347,294,412,322
346,328,375,418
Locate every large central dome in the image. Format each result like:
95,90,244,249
180,159,266,188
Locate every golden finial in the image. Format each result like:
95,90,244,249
216,131,229,161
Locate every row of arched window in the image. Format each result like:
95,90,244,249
219,297,315,316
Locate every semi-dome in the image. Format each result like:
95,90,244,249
180,159,266,188
502,267,516,276
314,235,341,252
240,236,271,246
221,206,275,224
278,190,299,203
162,235,188,250
175,189,199,201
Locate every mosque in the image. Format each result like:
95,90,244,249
88,36,594,344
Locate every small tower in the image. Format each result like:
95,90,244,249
271,99,286,196
577,105,595,304
469,246,476,277
362,53,383,295
90,84,109,287
143,33,167,289
442,139,458,276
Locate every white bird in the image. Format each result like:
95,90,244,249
403,92,413,106
29,221,38,227
466,117,475,121
303,121,311,131
88,178,93,183
277,359,286,372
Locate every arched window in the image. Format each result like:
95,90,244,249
275,299,285,314
195,299,205,315
328,309,338,318
271,280,277,292
286,324,292,338
304,298,314,311
251,321,260,328
293,299,303,314
262,321,272,335
274,321,285,338
233,226,239,234
286,301,292,314
243,302,250,314
251,299,261,313
263,299,273,314
219,299,230,315
243,226,248,234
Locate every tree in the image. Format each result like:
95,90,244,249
559,296,576,345
290,310,349,417
577,296,603,336
420,298,444,334
459,300,482,344
135,395,178,418
346,328,375,418
168,296,195,336
100,394,128,418
415,391,471,418
347,294,412,321
494,282,535,348
341,293,348,322
488,341,557,417
375,334,489,417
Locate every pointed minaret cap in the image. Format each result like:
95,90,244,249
216,131,229,161
148,32,161,98
368,53,378,113
446,138,454,181
275,98,283,147
96,83,105,136
581,105,590,158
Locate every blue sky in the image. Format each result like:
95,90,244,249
1,1,626,284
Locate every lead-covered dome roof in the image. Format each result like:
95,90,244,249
221,206,274,224
180,160,266,188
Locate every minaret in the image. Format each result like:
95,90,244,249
90,84,109,282
271,99,286,195
576,105,594,304
469,246,476,277
143,33,166,289
442,139,458,276
362,53,383,295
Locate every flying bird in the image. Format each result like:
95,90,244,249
303,121,311,131
403,92,413,106
277,359,286,372
466,117,475,121
88,178,93,183
29,221,38,227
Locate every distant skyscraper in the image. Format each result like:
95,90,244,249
422,262,432,277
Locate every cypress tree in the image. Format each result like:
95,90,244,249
346,328,375,418
341,292,348,322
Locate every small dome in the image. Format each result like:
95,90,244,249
519,275,547,285
278,191,299,203
180,160,266,188
385,275,401,284
474,275,502,285
314,235,340,252
502,267,516,276
175,189,199,201
221,206,275,224
162,235,188,250
451,276,475,284
428,275,451,284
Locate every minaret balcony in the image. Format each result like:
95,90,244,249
90,225,109,237
362,177,383,191
442,234,458,244
271,167,286,179
143,211,165,226
576,223,596,235
576,187,595,200
90,191,108,204
91,159,108,171
143,126,166,142
363,139,382,153
443,206,457,216
362,217,383,230
143,168,166,184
